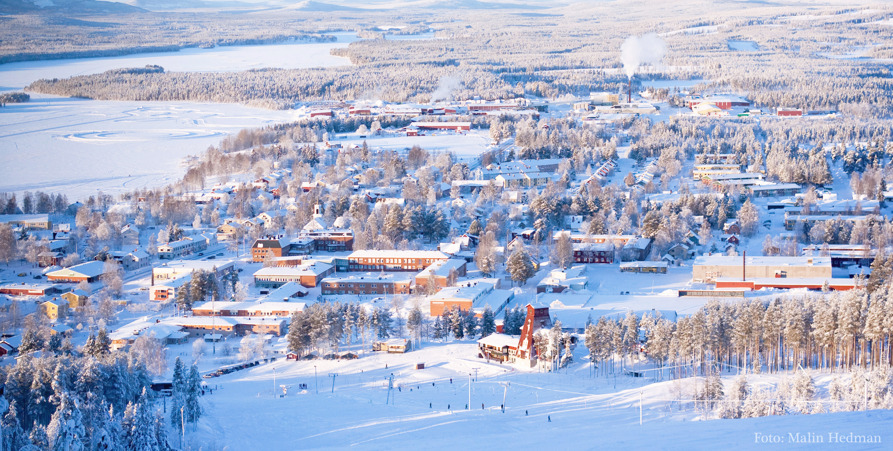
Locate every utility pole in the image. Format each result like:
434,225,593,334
212,296,216,355
467,372,471,409
639,390,643,425
180,406,185,449
386,373,395,405
329,373,338,393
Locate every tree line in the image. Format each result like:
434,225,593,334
584,288,893,383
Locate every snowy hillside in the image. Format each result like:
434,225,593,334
189,342,893,449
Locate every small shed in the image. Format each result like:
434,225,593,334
415,363,425,370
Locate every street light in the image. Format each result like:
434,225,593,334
314,365,318,394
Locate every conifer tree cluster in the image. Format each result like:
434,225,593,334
1,350,161,450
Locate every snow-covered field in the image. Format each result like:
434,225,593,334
0,95,300,199
186,342,893,450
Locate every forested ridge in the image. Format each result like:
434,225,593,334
21,4,893,114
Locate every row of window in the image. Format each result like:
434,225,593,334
354,258,434,264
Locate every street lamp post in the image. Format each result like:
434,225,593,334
314,365,318,394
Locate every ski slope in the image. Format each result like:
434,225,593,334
186,342,892,450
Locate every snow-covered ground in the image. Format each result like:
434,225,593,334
184,342,893,450
0,95,300,199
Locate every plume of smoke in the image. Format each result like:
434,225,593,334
431,75,462,102
620,33,667,79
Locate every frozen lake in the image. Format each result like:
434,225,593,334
0,32,357,91
0,95,300,200
728,40,759,52
0,34,363,200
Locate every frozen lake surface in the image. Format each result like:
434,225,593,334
0,95,300,199
728,40,759,52
0,32,357,91
0,35,363,200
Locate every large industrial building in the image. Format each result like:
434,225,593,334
692,255,832,283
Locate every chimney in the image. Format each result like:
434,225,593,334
628,78,632,104
742,250,746,282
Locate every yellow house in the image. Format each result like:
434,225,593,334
61,289,89,309
43,299,70,321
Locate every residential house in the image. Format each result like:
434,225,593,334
43,298,69,320
572,243,614,264
666,243,693,261
61,289,89,309
620,238,653,262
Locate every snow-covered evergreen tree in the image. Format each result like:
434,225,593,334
697,370,723,414
169,358,185,429
1,400,30,451
123,390,160,451
788,371,815,414
449,308,464,340
506,246,535,286
28,423,48,450
717,375,748,419
480,307,496,337
432,315,445,342
47,392,86,451
184,365,202,425
407,306,423,348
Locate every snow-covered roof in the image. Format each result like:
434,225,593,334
749,183,800,192
253,262,334,278
47,261,105,279
693,255,831,267
620,261,669,269
154,260,234,274
165,316,239,327
541,293,592,308
0,214,49,225
417,258,467,278
153,274,192,288
260,282,308,301
477,333,519,349
623,238,652,250
323,273,412,283
431,282,494,303
348,250,449,260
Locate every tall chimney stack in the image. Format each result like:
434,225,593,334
628,78,632,104
742,250,746,282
